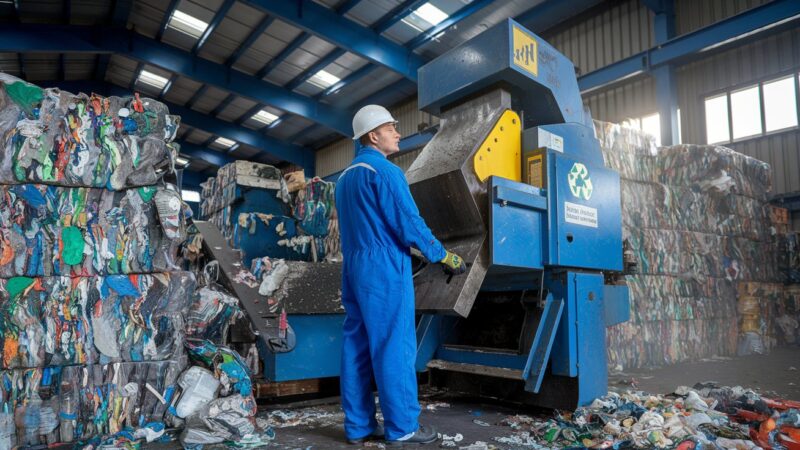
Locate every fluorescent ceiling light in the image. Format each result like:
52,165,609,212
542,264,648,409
168,10,209,39
137,69,169,89
175,155,190,166
252,109,279,125
412,3,448,26
182,189,201,203
308,70,341,89
214,137,237,148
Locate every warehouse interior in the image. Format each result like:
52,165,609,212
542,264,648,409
1,0,800,448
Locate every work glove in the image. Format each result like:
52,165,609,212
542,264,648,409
440,250,466,275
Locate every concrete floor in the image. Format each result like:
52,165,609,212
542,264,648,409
148,345,800,449
608,346,800,399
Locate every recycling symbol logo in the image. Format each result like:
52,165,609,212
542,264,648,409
567,163,593,200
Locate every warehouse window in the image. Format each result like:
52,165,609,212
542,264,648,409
641,113,661,146
704,73,800,144
731,86,762,139
623,113,662,146
763,76,798,132
182,190,200,203
705,94,730,144
623,111,683,145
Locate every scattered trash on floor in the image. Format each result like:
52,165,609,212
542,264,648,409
422,401,452,412
266,407,345,428
458,441,493,450
440,432,464,447
488,383,800,449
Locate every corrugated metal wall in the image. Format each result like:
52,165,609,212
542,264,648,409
390,148,424,173
546,0,654,76
675,0,770,35
583,77,657,123
316,139,353,178
317,0,800,196
391,98,440,137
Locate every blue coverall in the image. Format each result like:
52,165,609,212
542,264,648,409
335,146,446,441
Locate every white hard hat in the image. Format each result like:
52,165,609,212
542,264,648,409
352,104,397,140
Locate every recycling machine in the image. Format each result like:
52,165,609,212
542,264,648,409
408,19,630,409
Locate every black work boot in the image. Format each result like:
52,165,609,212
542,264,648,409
347,424,385,445
386,424,439,446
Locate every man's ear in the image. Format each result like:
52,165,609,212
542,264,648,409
367,131,378,145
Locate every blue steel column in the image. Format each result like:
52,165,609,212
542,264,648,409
652,1,679,145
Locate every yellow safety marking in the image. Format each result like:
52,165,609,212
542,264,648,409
473,109,521,183
512,25,538,77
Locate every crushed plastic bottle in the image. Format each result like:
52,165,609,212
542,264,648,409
175,366,220,419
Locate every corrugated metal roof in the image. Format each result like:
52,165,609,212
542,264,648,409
199,2,267,65
64,54,96,80
410,0,537,56
163,77,202,104
325,67,405,107
3,0,607,174
18,0,66,23
345,0,401,29
185,128,214,144
129,0,164,38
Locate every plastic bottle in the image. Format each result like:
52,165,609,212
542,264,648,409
59,390,77,443
175,366,220,418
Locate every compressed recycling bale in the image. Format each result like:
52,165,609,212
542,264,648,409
0,271,195,369
0,360,183,446
0,74,179,190
0,184,188,277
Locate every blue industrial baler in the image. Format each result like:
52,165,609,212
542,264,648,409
407,18,631,409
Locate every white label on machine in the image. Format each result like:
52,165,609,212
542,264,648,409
538,129,564,152
564,201,598,228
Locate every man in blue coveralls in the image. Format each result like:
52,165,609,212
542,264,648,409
336,105,467,446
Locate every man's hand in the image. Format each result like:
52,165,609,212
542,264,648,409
440,250,466,275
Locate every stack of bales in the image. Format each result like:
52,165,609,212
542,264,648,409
596,121,777,369
0,75,194,447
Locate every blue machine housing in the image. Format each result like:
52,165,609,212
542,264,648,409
411,19,630,409
260,314,344,382
547,151,623,271
419,19,589,130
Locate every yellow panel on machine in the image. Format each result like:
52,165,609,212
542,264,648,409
473,109,522,182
